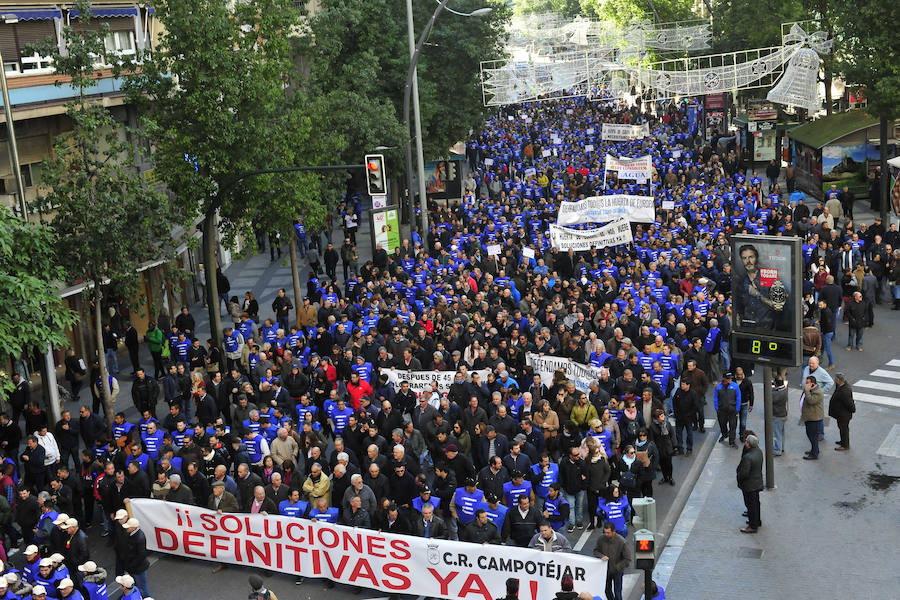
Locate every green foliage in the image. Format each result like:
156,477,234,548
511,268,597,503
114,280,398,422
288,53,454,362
581,0,694,26
514,0,583,18
833,0,900,121
0,209,77,393
123,0,323,240
30,0,177,306
299,0,510,169
711,0,802,52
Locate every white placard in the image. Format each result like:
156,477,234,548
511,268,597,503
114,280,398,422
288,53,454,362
484,158,494,166
586,128,595,135
524,167,537,178
541,149,551,157
605,154,653,180
584,145,594,153
556,194,656,225
548,220,634,252
566,109,574,114
508,115,514,121
487,244,501,256
522,247,535,258
601,122,650,141
128,499,606,600
662,200,675,210
672,149,682,158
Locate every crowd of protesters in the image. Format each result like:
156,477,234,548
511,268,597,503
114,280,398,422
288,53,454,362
1,92,895,600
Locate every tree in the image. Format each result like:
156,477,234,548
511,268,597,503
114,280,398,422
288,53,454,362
123,0,324,346
30,0,178,422
0,209,77,394
711,0,802,53
833,0,900,222
580,0,694,27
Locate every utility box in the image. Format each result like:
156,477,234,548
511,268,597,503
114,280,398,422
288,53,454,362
632,497,656,533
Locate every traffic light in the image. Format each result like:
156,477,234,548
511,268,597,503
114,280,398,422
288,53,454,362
634,529,656,570
365,154,387,196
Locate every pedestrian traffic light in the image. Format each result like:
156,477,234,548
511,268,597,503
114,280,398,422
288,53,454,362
365,154,387,196
634,529,656,570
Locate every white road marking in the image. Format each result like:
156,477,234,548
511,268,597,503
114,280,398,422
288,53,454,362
887,360,900,368
869,369,900,380
852,392,900,410
876,425,900,458
853,380,900,393
573,527,593,551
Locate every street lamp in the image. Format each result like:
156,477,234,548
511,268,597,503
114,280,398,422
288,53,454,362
0,13,27,219
403,0,492,241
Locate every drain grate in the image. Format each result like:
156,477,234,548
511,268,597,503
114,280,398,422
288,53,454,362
737,547,763,559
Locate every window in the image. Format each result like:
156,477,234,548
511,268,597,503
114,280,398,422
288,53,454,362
21,164,33,188
3,62,20,74
20,52,53,73
104,30,135,57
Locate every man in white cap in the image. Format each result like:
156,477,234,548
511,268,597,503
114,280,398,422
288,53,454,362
78,561,109,600
0,575,13,600
115,575,141,600
118,518,150,598
64,518,89,585
34,558,60,595
4,572,30,599
31,584,48,599
22,544,41,584
57,577,84,600
49,552,71,582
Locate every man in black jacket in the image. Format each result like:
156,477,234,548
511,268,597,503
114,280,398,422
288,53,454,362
828,373,855,450
132,370,160,419
672,380,699,455
78,406,105,451
736,434,763,533
506,494,541,547
412,503,448,539
460,509,501,544
21,435,47,491
120,517,151,597
62,518,89,585
557,447,586,532
271,289,294,332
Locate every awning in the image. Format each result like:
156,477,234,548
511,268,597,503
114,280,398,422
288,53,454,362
0,8,62,20
70,6,139,18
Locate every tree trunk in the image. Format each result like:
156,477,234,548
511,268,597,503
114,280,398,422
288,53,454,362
203,210,223,348
823,67,833,116
880,116,889,224
289,233,302,327
94,286,113,426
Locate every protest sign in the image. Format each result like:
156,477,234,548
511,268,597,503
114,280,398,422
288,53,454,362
487,244,501,256
604,154,652,180
556,195,655,225
130,499,605,600
601,122,650,141
526,354,605,392
549,220,633,251
522,247,535,258
380,368,490,399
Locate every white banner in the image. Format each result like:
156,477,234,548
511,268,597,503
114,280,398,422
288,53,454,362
380,368,490,399
601,123,650,141
129,499,606,600
556,195,655,225
526,354,605,393
549,220,633,251
604,154,652,180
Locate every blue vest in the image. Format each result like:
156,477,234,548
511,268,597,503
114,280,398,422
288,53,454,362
141,431,165,459
587,429,614,458
412,496,440,513
172,429,191,447
330,407,353,434
309,507,339,523
111,421,134,439
242,419,261,435
245,435,265,464
503,480,533,507
127,453,150,472
478,501,508,530
530,463,559,499
84,580,109,600
453,487,484,524
597,496,630,532
543,494,569,530
279,499,309,518
224,333,240,353
704,328,720,353
296,404,317,423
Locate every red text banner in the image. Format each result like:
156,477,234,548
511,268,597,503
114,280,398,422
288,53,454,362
129,499,607,600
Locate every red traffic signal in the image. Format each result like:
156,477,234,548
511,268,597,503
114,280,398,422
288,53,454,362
365,154,387,196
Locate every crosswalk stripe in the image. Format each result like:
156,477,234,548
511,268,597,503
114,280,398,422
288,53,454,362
888,360,900,368
870,369,900,380
852,392,900,410
853,379,900,393
876,425,900,458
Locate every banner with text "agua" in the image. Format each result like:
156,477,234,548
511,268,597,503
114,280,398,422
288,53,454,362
129,499,606,600
556,195,655,226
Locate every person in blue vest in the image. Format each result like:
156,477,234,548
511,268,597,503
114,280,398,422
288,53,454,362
308,497,339,523
530,453,559,513
22,544,41,583
126,445,151,476
140,422,165,460
30,584,50,600
411,486,440,514
243,430,270,468
34,559,61,597
56,577,84,600
713,372,741,448
642,580,666,600
279,489,308,518
452,477,484,526
477,492,510,542
114,574,141,600
328,399,353,437
77,561,109,600
110,413,135,448
0,577,18,600
703,318,723,382
540,483,570,531
597,484,630,539
502,471,534,508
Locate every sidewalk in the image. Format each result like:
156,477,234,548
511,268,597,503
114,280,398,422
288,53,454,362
655,382,900,598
